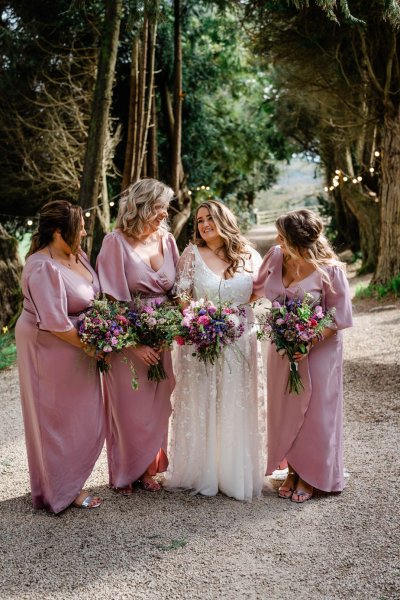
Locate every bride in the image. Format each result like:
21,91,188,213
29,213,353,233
164,200,266,501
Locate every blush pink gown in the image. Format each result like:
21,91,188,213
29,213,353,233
15,252,105,513
253,245,353,492
96,229,179,488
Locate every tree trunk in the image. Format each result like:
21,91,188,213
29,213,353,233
335,146,380,273
0,225,22,328
171,0,183,194
148,90,159,178
340,185,380,273
79,0,123,259
373,108,400,283
121,36,139,191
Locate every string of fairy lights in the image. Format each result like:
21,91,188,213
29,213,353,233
324,150,381,200
0,186,206,231
2,151,381,231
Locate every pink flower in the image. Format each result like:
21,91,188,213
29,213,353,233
272,301,281,308
309,318,318,327
276,318,285,325
143,306,154,314
198,315,211,325
116,315,128,324
314,305,323,318
222,308,233,314
208,306,217,315
111,337,118,346
175,336,185,346
103,345,113,353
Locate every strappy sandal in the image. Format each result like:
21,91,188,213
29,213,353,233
278,472,298,499
291,489,313,503
72,494,102,509
138,478,162,492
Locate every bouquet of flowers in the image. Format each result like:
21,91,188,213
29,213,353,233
255,293,335,394
127,299,183,382
177,298,246,366
77,295,139,388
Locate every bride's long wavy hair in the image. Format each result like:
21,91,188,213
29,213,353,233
193,200,252,279
276,209,345,285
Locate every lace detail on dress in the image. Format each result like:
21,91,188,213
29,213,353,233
173,244,196,298
166,243,267,501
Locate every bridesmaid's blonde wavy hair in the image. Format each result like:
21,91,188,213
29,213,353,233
193,200,252,279
116,178,174,238
276,209,345,285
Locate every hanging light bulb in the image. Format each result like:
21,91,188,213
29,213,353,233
343,176,348,182
333,180,339,187
374,151,380,157
85,211,91,218
329,186,334,191
335,169,340,175
109,201,115,207
324,186,329,192
369,167,375,173
201,185,206,190
206,186,210,191
188,190,192,196
27,220,33,226
352,178,358,184
333,175,339,181
357,176,362,182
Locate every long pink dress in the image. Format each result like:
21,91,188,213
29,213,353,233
15,252,105,513
253,245,353,492
96,229,179,488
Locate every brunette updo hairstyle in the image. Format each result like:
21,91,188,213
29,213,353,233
26,200,83,259
276,209,344,282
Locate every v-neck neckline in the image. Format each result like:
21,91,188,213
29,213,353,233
279,248,316,289
118,229,166,274
194,245,231,280
37,252,94,285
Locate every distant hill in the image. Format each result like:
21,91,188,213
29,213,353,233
256,157,323,211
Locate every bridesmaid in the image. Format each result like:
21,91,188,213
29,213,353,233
15,200,105,513
96,178,179,494
253,209,353,503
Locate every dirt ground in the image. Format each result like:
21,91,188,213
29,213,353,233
0,254,399,600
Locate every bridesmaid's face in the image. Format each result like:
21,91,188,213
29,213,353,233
147,201,169,232
276,232,288,254
196,207,223,244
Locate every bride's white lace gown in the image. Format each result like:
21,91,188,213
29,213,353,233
165,244,266,501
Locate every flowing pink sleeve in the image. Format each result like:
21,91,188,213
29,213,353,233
96,233,131,301
252,246,276,297
324,266,353,330
167,233,180,267
27,261,74,332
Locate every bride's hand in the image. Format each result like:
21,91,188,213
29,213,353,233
132,344,160,366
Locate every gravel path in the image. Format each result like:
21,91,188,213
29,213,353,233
0,274,399,600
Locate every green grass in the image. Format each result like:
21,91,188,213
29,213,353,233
355,273,400,300
0,331,17,370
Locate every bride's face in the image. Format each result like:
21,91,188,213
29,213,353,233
196,207,223,245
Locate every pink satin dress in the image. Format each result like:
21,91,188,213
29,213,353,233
96,229,179,488
253,245,353,492
15,252,105,513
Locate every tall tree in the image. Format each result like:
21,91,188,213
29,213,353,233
242,0,400,284
79,0,123,258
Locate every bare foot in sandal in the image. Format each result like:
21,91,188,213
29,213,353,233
278,471,298,499
72,490,102,509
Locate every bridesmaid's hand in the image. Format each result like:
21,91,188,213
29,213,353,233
133,344,160,366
